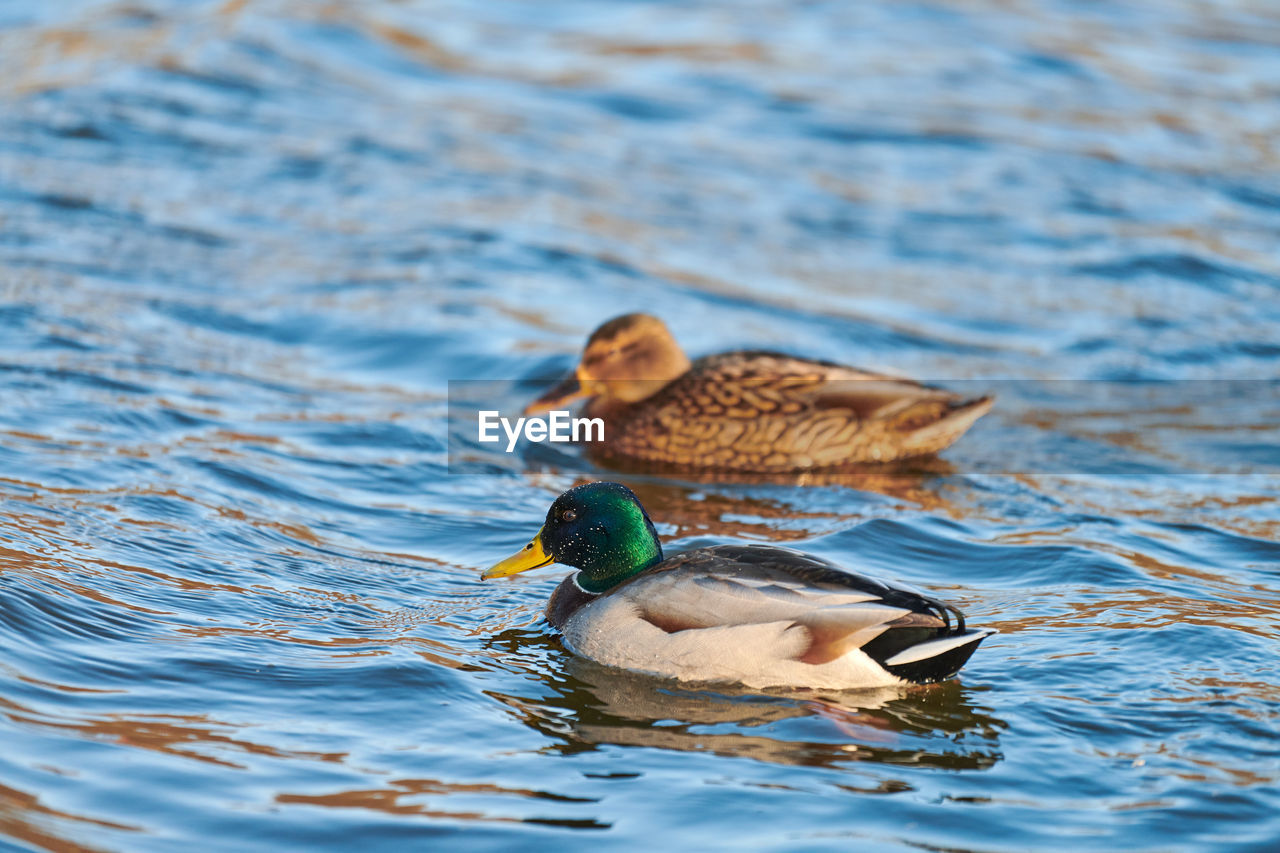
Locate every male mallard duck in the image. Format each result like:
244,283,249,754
525,313,992,472
483,482,993,689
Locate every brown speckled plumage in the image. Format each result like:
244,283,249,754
527,315,992,473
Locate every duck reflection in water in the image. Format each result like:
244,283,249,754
483,629,1005,774
610,460,966,544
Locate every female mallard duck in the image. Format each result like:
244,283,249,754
525,313,992,472
483,482,993,689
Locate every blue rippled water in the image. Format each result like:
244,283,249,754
1,1,1279,850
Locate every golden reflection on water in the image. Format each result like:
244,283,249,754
275,777,605,829
988,587,1279,642
1046,477,1280,543
18,710,345,772
1,680,344,772
622,481,860,543
0,781,136,853
989,528,1280,641
1092,742,1279,790
563,460,965,540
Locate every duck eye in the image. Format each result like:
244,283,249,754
560,509,577,523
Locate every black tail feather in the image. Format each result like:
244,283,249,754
861,627,993,684
880,631,989,684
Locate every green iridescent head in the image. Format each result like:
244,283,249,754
483,482,663,593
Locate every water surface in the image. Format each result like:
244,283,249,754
1,1,1279,850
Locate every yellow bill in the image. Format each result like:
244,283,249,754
482,526,555,579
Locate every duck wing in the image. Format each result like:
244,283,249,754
679,351,968,417
614,352,992,467
611,543,992,683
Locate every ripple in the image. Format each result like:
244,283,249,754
1,0,1279,849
